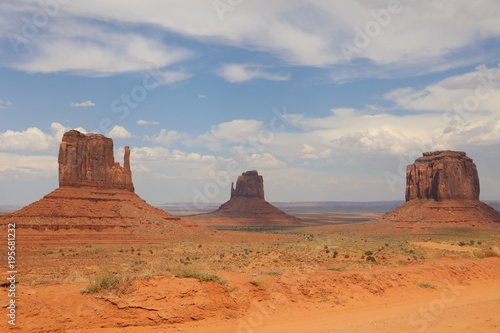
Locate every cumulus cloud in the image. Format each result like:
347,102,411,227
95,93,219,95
217,63,290,83
144,129,184,146
0,152,58,180
107,125,134,139
186,119,264,150
137,120,160,125
235,153,286,169
70,100,95,107
0,122,68,151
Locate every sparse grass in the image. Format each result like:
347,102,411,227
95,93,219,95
250,278,264,287
259,270,283,275
418,281,437,289
472,246,500,259
326,267,345,271
81,271,135,295
173,267,226,285
65,268,87,283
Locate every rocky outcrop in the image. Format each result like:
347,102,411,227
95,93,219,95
189,171,301,226
59,130,134,192
406,151,479,202
230,170,265,199
378,150,500,228
0,130,198,235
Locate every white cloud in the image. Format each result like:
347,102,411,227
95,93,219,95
70,100,95,107
186,119,264,150
6,14,193,76
0,152,57,180
0,99,12,109
198,94,206,98
0,122,68,151
107,125,134,139
156,70,193,85
235,153,286,169
144,129,183,146
2,1,500,80
137,120,160,126
385,64,500,113
217,63,290,83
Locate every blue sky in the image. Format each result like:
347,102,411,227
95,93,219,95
1,0,500,207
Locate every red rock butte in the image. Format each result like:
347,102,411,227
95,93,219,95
189,170,301,226
379,150,500,229
1,130,197,235
59,130,134,192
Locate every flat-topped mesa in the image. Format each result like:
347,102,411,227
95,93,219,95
406,150,479,202
230,170,265,199
58,130,134,192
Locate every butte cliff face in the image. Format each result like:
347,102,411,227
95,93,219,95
230,170,265,199
0,130,198,235
406,151,479,202
59,130,134,192
379,150,500,228
189,170,301,226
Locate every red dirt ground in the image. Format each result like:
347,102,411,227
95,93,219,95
1,257,499,332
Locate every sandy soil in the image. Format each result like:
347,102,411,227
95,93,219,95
2,257,499,332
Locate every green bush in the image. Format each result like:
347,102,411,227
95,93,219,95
173,268,226,285
81,272,135,295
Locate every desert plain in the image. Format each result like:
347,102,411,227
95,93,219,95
1,207,500,332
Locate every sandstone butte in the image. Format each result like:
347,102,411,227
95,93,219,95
0,130,196,235
379,150,500,228
189,170,301,225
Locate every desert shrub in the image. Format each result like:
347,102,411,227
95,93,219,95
81,272,135,295
418,281,437,289
366,255,376,262
458,241,466,247
250,278,263,287
364,251,373,256
259,270,282,275
493,246,500,258
327,267,345,271
473,246,500,259
173,268,226,285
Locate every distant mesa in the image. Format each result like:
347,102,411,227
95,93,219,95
379,150,500,228
1,130,194,235
188,170,301,226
